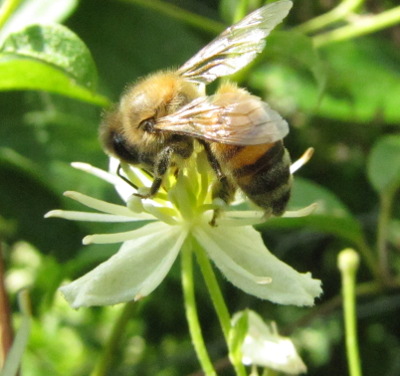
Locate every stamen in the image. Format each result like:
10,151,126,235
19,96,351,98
63,191,146,217
168,175,196,220
71,162,123,185
217,217,266,227
142,202,179,225
45,210,142,222
225,210,264,218
216,209,267,226
283,203,318,217
197,203,223,213
127,195,145,213
83,228,154,245
290,147,314,174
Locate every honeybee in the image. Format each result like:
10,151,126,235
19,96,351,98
100,0,293,223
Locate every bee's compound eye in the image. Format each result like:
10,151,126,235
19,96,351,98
111,132,139,164
139,117,156,132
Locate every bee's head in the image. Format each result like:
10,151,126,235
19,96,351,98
99,73,171,164
99,108,142,164
99,71,198,164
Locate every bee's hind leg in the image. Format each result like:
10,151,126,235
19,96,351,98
200,141,236,226
210,176,236,226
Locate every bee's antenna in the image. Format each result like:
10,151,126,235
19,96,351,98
117,163,139,190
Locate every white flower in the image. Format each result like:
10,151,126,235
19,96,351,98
234,310,307,374
46,149,321,308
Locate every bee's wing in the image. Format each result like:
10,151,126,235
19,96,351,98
155,96,289,145
177,0,292,84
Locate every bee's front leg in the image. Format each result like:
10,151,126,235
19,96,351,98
134,146,173,199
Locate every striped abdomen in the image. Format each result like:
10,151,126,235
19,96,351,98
213,141,292,216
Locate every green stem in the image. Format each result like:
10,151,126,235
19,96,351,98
193,240,247,376
0,243,13,366
118,0,224,35
232,0,250,23
376,189,396,284
193,244,230,339
338,249,362,376
181,238,217,376
0,0,22,30
90,301,137,376
353,236,379,281
314,6,400,47
296,0,364,34
0,0,21,29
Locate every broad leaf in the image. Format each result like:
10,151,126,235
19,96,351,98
0,0,77,42
0,24,108,106
265,30,326,95
367,135,400,194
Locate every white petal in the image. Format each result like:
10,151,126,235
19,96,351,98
60,222,187,307
193,226,322,306
242,311,307,374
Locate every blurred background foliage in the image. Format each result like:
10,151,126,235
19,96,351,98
0,0,400,375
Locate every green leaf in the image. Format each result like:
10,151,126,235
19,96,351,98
249,30,326,116
254,38,400,123
289,177,351,216
1,24,96,89
0,24,109,106
367,135,400,194
262,177,364,244
318,39,400,123
68,1,205,96
0,58,108,105
266,30,326,94
0,0,78,42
